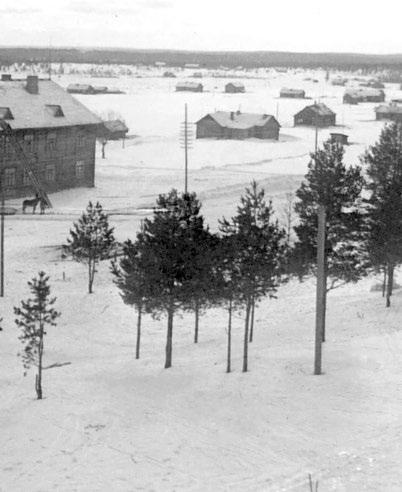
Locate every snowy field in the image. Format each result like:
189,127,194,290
1,68,402,491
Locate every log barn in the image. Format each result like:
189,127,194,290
294,103,336,127
225,82,245,93
343,88,385,104
175,82,203,92
0,74,101,198
196,111,280,140
280,88,305,99
375,103,402,122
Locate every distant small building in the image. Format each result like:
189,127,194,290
101,120,129,140
67,84,124,95
225,82,245,93
67,83,96,95
343,88,385,104
330,133,349,145
359,79,385,89
175,82,203,92
375,103,402,122
280,88,305,99
331,77,347,86
196,111,280,140
163,71,176,78
294,103,336,127
192,72,203,78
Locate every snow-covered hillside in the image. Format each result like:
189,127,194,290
1,68,401,491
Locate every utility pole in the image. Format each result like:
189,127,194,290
314,204,326,375
0,177,4,297
180,103,193,194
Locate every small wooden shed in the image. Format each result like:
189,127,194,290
330,133,349,145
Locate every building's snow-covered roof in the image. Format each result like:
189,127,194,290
198,111,279,129
296,103,335,116
103,119,129,133
176,81,203,88
226,82,245,88
280,88,305,94
344,88,384,98
0,78,101,130
375,104,402,114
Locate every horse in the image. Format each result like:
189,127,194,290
22,194,47,214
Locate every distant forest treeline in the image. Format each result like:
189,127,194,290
2,47,402,70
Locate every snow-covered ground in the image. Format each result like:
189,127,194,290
1,68,402,491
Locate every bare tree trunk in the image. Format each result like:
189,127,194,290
382,266,387,298
322,254,328,343
36,321,44,400
88,261,95,294
165,301,174,368
242,298,251,373
194,301,199,344
249,297,255,343
136,304,142,360
226,298,232,373
386,263,394,308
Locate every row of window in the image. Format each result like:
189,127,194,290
0,133,88,155
2,161,86,188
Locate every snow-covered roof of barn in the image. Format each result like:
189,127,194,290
198,111,279,129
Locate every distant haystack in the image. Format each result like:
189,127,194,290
196,110,280,140
280,88,306,99
294,103,336,127
225,82,245,93
175,82,203,92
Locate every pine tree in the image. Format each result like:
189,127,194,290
213,234,243,373
65,201,115,293
220,181,287,372
112,238,150,359
14,272,60,400
136,189,210,368
293,139,367,338
362,122,402,307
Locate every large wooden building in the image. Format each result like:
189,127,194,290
196,111,280,140
294,103,336,127
343,88,385,104
0,75,101,198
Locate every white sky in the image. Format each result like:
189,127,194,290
0,0,402,54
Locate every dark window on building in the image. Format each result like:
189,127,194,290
46,132,57,151
23,170,31,186
4,167,16,188
0,107,13,120
45,164,56,182
75,160,85,179
45,105,64,117
77,134,85,147
24,134,34,152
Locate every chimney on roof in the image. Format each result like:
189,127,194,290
230,111,235,120
26,75,39,94
1,74,11,81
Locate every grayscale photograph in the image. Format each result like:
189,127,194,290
1,1,402,490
